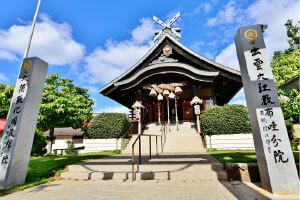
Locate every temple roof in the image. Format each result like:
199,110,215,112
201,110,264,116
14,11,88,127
99,34,242,108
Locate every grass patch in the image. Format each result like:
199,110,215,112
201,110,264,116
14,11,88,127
208,149,300,164
0,150,120,196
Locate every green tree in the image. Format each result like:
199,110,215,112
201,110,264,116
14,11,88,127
270,21,300,140
270,50,300,87
37,73,94,152
0,83,14,118
273,19,299,57
278,89,299,123
270,50,299,131
285,19,300,51
31,129,47,156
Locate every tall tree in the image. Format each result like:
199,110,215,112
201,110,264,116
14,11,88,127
285,19,300,51
270,20,300,138
271,50,299,87
0,83,15,118
273,19,300,58
37,73,94,152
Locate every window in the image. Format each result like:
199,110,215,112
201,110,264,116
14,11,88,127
204,99,214,110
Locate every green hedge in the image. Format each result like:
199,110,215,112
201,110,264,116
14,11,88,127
31,129,47,156
200,104,251,135
87,113,131,139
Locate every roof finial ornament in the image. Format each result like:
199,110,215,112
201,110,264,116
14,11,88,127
153,12,181,43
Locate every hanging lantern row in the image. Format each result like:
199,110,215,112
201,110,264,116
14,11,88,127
149,88,157,97
163,89,170,97
175,86,182,95
169,91,175,99
144,82,185,98
132,101,144,109
190,96,203,105
157,93,163,100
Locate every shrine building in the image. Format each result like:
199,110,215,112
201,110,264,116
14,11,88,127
99,14,242,128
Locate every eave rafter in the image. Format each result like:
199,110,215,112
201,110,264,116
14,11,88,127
114,62,219,90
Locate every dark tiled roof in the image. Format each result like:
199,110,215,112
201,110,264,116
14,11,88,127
43,127,84,137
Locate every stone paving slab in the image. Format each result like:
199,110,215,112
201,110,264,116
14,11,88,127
1,179,242,200
4,179,298,200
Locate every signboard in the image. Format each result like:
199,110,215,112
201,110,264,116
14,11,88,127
0,57,48,188
136,109,141,119
194,105,200,115
235,25,299,194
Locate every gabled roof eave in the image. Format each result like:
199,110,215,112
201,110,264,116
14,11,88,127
99,34,169,93
167,35,241,76
99,34,241,94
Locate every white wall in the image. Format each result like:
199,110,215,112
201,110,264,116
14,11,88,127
78,139,123,153
205,134,255,150
46,136,128,154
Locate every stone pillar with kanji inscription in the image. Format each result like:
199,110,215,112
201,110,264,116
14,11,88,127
235,24,299,194
0,57,48,188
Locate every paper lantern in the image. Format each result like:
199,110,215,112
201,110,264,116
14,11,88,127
132,101,144,109
175,86,183,95
157,94,163,100
149,88,157,97
190,96,203,105
169,92,175,99
163,89,170,97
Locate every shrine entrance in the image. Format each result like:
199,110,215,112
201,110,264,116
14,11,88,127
99,13,242,131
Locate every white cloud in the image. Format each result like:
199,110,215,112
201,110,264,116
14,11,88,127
0,50,17,61
215,0,299,69
204,52,215,60
82,18,155,84
184,2,212,16
84,85,99,95
229,99,247,107
215,43,239,70
0,73,8,82
206,1,240,26
95,106,130,114
132,18,156,44
0,13,85,66
190,41,205,52
232,88,245,99
202,3,212,13
246,0,299,58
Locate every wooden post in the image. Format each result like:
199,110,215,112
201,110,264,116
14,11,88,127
158,100,161,124
175,96,179,130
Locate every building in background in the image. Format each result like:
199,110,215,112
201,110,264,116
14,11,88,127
99,14,242,130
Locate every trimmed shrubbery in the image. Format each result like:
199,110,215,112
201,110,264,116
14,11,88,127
200,104,251,135
31,129,47,156
87,113,131,139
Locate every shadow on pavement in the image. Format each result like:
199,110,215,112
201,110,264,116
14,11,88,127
27,184,60,193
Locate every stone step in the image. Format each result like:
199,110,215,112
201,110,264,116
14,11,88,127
60,152,228,182
67,163,224,172
61,169,227,181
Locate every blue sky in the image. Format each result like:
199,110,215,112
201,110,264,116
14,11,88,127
0,0,298,113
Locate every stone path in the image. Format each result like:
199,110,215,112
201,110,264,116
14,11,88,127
0,179,246,200
3,179,299,200
60,153,228,181
3,122,299,200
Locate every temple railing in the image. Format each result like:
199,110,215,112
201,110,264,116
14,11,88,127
131,122,167,181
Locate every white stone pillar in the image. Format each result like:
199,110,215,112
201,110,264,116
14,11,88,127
0,57,48,188
235,24,299,194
